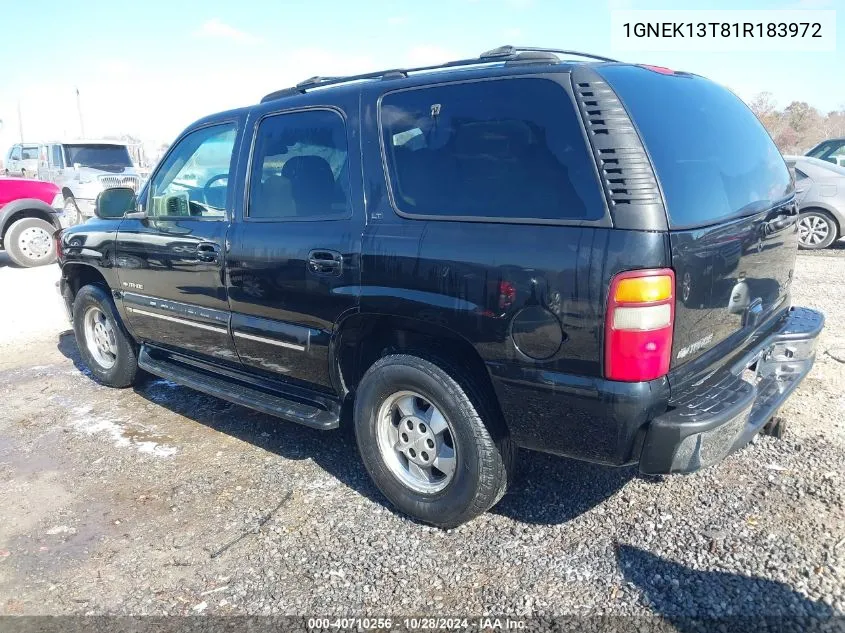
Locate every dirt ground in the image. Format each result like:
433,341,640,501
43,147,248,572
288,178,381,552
0,246,843,622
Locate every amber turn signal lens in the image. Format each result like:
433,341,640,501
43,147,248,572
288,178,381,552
614,275,673,304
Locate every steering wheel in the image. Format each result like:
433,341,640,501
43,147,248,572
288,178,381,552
202,173,229,207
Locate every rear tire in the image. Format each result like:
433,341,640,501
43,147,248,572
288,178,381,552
4,217,57,267
354,353,514,528
798,210,838,249
72,284,139,388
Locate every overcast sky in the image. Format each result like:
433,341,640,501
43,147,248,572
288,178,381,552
0,0,842,156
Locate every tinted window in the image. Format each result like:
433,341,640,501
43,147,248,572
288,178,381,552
599,66,791,228
380,78,604,221
21,146,39,160
50,145,63,168
149,124,237,219
248,109,350,220
64,144,133,169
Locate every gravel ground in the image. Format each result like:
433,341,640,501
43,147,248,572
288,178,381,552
0,248,843,625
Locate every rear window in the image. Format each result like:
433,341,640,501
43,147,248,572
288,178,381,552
599,66,792,228
380,78,605,222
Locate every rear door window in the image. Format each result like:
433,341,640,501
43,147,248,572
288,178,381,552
598,66,791,229
380,78,605,222
247,109,351,220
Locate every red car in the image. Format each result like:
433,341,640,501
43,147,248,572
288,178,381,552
0,178,66,267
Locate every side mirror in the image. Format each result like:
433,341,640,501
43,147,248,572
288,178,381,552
95,187,137,219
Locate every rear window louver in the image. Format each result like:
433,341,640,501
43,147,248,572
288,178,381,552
572,73,664,215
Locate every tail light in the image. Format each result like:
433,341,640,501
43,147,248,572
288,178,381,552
498,281,516,311
605,269,675,382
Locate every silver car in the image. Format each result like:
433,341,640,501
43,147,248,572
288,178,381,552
785,155,845,249
805,137,845,167
37,140,143,225
4,143,41,177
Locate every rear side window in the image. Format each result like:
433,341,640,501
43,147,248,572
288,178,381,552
248,109,350,220
380,78,605,222
599,66,791,229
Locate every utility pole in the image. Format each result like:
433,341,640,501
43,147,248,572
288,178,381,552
17,100,24,142
75,87,85,138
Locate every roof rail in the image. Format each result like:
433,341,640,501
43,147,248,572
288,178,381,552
479,45,619,63
260,45,618,103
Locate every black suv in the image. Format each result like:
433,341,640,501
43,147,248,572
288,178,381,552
57,46,824,527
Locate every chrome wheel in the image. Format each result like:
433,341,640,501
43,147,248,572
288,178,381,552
376,390,457,494
83,306,118,369
798,214,831,247
17,226,53,261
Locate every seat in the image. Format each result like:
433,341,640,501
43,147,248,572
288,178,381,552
281,156,336,217
251,174,296,218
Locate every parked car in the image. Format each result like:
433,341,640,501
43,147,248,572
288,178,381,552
784,155,845,249
37,140,143,226
0,178,66,266
56,46,823,527
805,137,845,167
4,143,41,177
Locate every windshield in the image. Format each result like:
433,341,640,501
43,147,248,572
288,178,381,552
21,146,39,160
63,144,133,168
599,66,792,229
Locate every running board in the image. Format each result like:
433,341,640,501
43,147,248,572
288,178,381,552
138,346,340,430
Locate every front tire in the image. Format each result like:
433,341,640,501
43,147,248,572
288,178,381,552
72,284,139,387
354,354,514,528
4,217,57,267
64,197,83,227
798,210,838,249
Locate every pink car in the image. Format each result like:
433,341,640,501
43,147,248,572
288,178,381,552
0,178,66,267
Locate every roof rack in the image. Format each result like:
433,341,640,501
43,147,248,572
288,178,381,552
260,45,618,103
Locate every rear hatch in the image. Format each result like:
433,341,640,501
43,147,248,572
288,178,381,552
598,65,797,373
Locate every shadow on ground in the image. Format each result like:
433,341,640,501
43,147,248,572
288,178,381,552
58,331,633,525
616,543,841,632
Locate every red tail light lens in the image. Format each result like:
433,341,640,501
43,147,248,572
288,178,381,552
605,269,675,382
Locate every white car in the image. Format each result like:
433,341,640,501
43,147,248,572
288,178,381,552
3,143,41,177
37,140,143,225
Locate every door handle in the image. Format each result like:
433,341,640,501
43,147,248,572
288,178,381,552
196,242,221,262
308,249,343,276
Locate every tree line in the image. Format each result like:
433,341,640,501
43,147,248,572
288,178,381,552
748,92,845,155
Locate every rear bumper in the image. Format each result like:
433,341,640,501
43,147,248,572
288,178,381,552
639,306,824,474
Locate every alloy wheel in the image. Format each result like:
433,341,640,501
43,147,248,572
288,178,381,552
83,306,118,369
376,390,458,494
798,214,831,247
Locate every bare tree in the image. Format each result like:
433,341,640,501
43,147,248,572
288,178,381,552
749,92,845,154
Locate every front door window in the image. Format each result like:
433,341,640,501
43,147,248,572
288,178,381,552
148,124,237,219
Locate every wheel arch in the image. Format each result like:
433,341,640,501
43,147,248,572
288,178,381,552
0,198,59,243
333,313,509,435
62,262,110,302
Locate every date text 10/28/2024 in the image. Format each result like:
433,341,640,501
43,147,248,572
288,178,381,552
307,618,526,631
